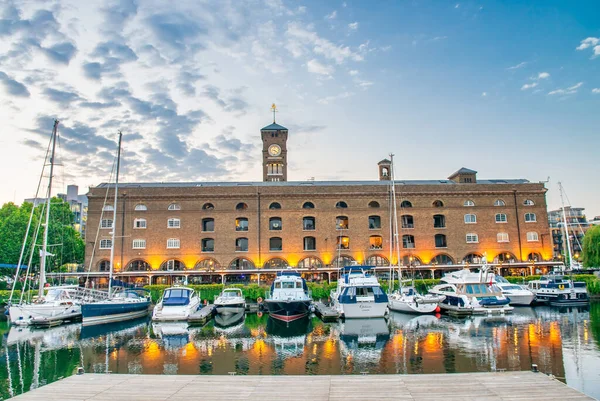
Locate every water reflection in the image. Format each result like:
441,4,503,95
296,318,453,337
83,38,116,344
0,303,599,399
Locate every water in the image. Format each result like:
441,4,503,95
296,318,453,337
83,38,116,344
1,303,599,400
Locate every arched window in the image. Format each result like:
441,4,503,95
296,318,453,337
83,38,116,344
202,203,214,210
134,204,147,211
523,199,535,206
264,258,288,269
401,215,414,229
368,201,380,208
495,253,517,263
369,235,383,250
195,258,221,271
235,237,248,252
302,201,315,209
366,255,389,266
527,252,542,262
495,213,507,223
303,216,315,230
126,260,150,271
402,235,415,249
433,214,445,228
269,237,283,251
236,202,248,210
336,236,350,250
202,218,214,232
466,233,478,243
160,259,185,271
167,238,180,249
462,253,483,264
332,255,355,268
335,201,348,209
297,257,323,269
369,215,381,229
433,200,444,208
269,202,281,209
464,214,477,224
168,203,181,210
167,218,180,228
98,260,110,271
525,213,537,222
269,217,282,230
494,199,505,207
336,216,349,230
102,205,114,211
497,232,509,243
303,236,316,251
235,217,248,231
229,257,255,270
400,200,412,208
435,234,447,248
464,200,475,207
201,238,214,252
133,218,146,229
401,255,422,266
431,254,454,265
526,231,539,242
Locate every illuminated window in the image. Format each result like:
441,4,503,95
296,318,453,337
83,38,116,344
332,255,355,267
369,235,383,249
336,236,350,250
235,217,248,231
336,216,349,230
431,254,454,265
297,257,322,268
366,255,389,266
160,259,185,271
229,258,254,270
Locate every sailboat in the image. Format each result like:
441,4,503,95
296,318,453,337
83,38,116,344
81,132,151,326
385,154,445,314
8,120,83,326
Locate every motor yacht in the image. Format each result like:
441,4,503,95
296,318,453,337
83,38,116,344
152,286,201,321
264,271,312,322
494,276,535,306
527,274,589,306
214,288,246,315
330,265,388,318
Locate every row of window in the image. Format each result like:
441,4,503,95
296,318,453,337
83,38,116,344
101,231,541,252
102,198,537,213
104,212,539,232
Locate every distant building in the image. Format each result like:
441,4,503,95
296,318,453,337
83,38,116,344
591,216,600,226
548,206,590,261
24,184,88,237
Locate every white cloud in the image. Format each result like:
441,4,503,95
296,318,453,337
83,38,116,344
307,59,334,76
521,82,538,91
537,72,550,79
507,61,527,70
481,92,487,97
548,82,583,96
576,37,599,50
326,10,337,20
348,22,359,30
317,91,353,104
592,88,600,94
357,80,373,89
349,70,359,76
286,22,364,64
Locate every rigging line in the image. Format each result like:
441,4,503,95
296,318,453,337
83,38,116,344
9,127,54,301
562,185,586,250
19,200,46,304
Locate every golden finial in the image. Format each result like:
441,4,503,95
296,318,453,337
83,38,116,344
271,103,277,123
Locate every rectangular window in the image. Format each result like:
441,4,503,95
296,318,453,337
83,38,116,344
134,219,147,229
497,233,510,243
304,237,316,251
101,219,113,229
132,239,146,249
464,214,477,224
527,232,539,242
100,239,112,249
168,218,181,228
525,213,537,222
466,233,479,243
167,238,180,249
495,214,507,223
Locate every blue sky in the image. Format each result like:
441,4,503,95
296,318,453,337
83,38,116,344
0,0,598,217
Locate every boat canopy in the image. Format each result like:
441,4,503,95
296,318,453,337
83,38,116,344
277,271,301,277
338,265,376,273
162,288,192,306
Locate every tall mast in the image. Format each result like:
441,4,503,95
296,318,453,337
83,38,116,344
389,154,401,291
558,182,572,272
38,120,59,295
108,132,122,295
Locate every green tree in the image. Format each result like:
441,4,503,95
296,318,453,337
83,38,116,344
582,225,600,268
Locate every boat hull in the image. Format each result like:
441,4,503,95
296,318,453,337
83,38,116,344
388,299,438,314
82,300,150,326
265,299,311,322
506,293,535,306
337,301,388,319
152,299,201,321
8,304,81,326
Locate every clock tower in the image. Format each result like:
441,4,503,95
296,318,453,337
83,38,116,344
262,104,288,182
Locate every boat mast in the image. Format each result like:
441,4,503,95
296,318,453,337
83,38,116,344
558,182,572,272
38,120,59,295
108,132,122,295
390,154,401,291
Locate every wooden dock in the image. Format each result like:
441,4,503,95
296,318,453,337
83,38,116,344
187,304,216,325
7,371,594,401
313,302,340,322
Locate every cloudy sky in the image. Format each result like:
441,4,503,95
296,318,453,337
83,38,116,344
0,0,598,217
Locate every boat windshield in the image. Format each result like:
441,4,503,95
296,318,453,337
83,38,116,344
44,289,68,301
465,284,494,295
164,289,190,299
222,290,242,298
495,275,509,283
502,285,523,291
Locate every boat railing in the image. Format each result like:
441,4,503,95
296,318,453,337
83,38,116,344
70,287,111,303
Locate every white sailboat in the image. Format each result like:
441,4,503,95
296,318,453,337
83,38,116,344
8,120,83,326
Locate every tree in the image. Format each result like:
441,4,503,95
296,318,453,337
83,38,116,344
582,225,600,268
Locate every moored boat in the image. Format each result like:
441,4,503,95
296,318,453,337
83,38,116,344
494,276,535,306
388,285,445,314
527,274,589,306
264,271,312,322
214,288,246,316
81,287,151,326
152,286,200,321
330,265,388,319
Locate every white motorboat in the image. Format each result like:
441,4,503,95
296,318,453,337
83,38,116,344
494,276,535,306
152,286,201,321
214,288,246,315
388,285,445,314
264,271,312,322
527,274,589,306
330,266,388,319
429,267,513,316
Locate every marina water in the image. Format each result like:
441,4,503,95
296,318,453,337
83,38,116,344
1,302,599,400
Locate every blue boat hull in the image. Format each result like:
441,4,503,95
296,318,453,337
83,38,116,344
82,300,150,326
265,300,311,322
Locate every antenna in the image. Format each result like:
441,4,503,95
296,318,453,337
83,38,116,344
271,103,278,123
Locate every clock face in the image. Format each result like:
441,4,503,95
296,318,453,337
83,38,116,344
268,144,281,156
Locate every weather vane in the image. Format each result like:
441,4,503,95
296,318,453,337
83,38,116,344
271,103,277,123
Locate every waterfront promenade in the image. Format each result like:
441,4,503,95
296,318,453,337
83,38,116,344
8,371,594,400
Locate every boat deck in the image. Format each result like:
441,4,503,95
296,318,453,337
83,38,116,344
7,371,593,401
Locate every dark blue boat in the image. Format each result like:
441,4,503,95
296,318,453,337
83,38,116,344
82,288,151,326
265,271,312,322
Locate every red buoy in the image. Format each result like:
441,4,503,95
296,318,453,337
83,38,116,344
435,306,441,313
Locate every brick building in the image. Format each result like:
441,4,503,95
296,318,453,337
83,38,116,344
84,119,556,285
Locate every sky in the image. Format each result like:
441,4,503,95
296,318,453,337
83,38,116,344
0,0,598,217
